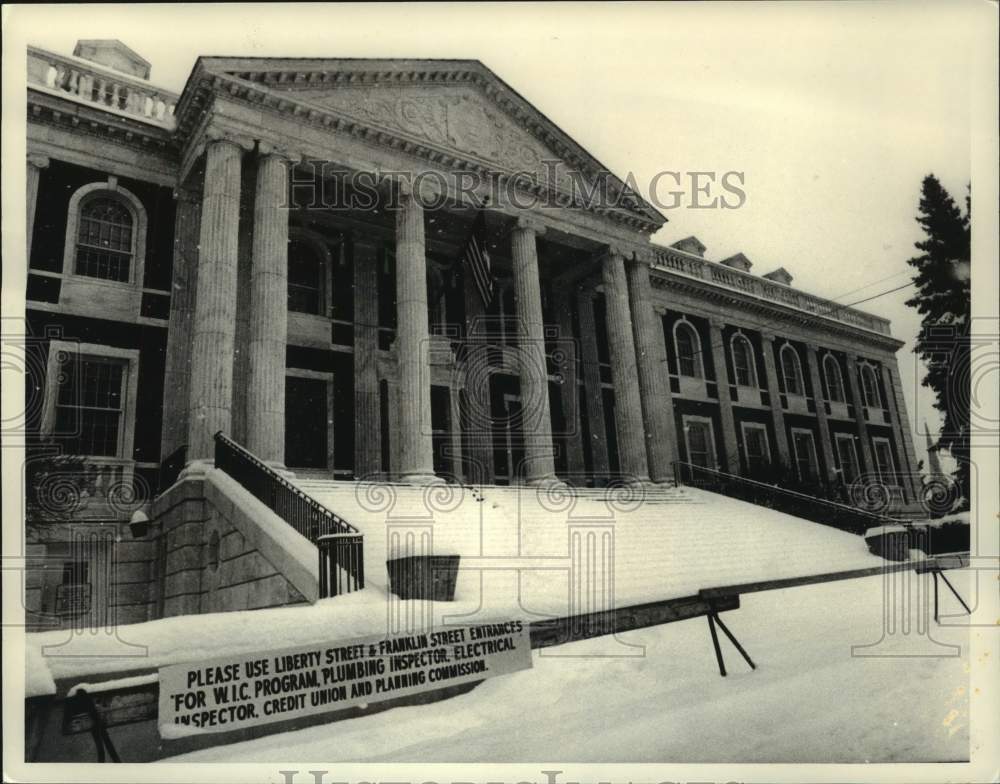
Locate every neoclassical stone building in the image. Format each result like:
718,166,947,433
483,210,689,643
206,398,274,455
23,40,921,625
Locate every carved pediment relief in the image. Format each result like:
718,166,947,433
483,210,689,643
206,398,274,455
285,84,572,183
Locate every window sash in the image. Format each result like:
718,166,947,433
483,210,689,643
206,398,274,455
733,338,755,386
792,430,819,481
824,357,846,402
781,348,802,395
676,325,701,378
835,436,860,483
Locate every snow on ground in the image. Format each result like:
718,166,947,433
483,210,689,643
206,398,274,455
297,481,887,610
168,571,972,764
26,485,889,692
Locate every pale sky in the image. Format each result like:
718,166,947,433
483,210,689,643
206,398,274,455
10,1,993,472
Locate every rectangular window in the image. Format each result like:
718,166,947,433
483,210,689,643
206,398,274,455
872,437,896,485
741,422,771,477
791,428,820,482
684,417,716,469
54,355,126,457
835,433,861,485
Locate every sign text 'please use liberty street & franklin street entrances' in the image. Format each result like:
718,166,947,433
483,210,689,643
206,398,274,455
158,621,531,736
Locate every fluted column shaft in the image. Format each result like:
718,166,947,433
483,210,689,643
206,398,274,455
354,237,381,478
760,333,792,467
187,138,245,462
246,151,291,465
511,218,558,484
161,187,202,459
577,291,610,480
601,248,650,483
708,319,740,474
805,344,838,482
27,154,49,262
627,257,679,481
395,190,436,483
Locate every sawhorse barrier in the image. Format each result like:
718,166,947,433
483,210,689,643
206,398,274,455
697,553,970,677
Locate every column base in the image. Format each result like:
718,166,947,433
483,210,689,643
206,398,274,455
526,476,569,490
398,472,444,486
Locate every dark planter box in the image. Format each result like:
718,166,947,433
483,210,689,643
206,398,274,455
387,555,460,601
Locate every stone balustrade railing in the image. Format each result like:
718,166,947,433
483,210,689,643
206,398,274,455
27,46,178,130
651,246,892,336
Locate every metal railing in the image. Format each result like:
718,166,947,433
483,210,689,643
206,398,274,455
673,461,908,536
213,432,364,597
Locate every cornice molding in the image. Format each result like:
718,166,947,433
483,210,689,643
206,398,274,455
172,64,663,234
649,272,904,352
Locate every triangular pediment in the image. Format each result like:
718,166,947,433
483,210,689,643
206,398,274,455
183,57,665,230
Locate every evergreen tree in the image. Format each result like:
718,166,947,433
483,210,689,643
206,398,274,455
905,174,971,510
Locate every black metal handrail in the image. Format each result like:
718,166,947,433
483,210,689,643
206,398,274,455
673,461,909,536
213,432,364,597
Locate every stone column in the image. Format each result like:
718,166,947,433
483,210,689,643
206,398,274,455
708,318,740,474
26,154,49,262
395,186,437,483
354,236,381,479
246,145,294,466
186,132,250,466
626,254,679,481
461,264,495,485
805,344,838,482
160,185,202,460
601,246,650,484
577,290,611,480
881,360,920,501
759,332,792,467
845,356,875,474
510,216,559,485
553,289,586,481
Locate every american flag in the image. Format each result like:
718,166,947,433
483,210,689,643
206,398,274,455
462,206,493,308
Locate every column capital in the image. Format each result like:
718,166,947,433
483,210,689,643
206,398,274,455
204,125,256,152
257,140,302,163
27,153,50,170
604,242,629,261
514,214,546,236
759,329,776,343
631,247,656,267
708,316,727,331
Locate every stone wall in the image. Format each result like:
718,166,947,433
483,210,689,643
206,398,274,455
150,471,316,619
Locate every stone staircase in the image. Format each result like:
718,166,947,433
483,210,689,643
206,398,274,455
288,478,884,619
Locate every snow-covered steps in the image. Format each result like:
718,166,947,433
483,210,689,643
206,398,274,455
290,479,887,619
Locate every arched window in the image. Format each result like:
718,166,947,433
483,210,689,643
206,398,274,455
74,196,135,282
731,333,757,387
674,320,703,378
823,354,846,403
860,363,882,408
287,237,327,315
780,344,804,396
63,183,147,286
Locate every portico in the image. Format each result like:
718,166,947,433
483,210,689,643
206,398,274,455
166,56,668,486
